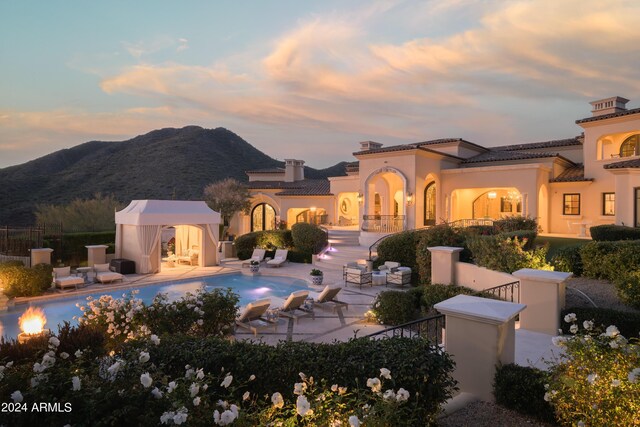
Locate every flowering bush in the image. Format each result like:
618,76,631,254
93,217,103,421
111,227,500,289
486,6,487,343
546,313,640,426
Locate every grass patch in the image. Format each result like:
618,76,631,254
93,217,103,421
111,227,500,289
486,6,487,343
536,236,589,260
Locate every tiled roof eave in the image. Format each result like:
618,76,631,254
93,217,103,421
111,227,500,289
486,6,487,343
275,192,334,196
550,178,594,183
576,107,640,124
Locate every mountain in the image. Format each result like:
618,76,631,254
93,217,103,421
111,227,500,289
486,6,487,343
0,126,347,225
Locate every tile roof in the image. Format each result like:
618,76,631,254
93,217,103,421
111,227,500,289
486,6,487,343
354,138,477,156
247,179,331,196
462,150,565,164
245,167,285,174
576,107,640,124
550,164,593,182
494,136,583,152
603,157,640,169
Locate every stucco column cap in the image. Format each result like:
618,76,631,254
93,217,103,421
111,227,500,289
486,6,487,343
29,248,54,253
512,269,573,284
85,245,109,249
427,246,464,253
434,294,526,325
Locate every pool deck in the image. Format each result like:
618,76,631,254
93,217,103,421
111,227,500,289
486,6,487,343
8,260,558,368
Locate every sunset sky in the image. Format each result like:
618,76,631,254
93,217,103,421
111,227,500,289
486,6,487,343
1,0,639,168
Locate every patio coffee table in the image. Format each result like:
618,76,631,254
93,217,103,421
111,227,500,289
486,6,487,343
372,271,387,286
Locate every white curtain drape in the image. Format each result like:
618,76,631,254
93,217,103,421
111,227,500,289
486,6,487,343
115,224,122,258
137,225,162,273
205,224,219,265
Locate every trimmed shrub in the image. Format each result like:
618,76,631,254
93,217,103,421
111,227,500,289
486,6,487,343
371,290,421,325
560,307,640,338
494,364,556,424
614,271,640,309
464,225,496,236
550,243,584,276
48,231,116,266
493,216,538,233
376,230,425,281
0,262,53,297
590,224,640,241
415,225,470,284
499,230,537,251
255,230,293,251
233,231,259,259
580,240,640,281
291,223,328,255
467,234,552,273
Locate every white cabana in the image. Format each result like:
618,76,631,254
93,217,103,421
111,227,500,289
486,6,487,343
115,200,221,274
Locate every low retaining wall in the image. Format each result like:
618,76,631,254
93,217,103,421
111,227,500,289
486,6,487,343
455,262,516,292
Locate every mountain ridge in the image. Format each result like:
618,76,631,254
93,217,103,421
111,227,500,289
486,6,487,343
0,126,347,225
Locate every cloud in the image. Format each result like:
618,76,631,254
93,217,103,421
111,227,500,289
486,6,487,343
177,38,189,52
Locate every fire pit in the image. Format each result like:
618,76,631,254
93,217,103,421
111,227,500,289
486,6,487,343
17,307,49,343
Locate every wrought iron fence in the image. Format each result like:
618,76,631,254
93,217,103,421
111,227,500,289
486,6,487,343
361,215,405,233
480,281,520,303
0,223,63,258
364,313,445,345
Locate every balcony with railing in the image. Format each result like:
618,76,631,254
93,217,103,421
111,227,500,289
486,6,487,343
361,215,405,233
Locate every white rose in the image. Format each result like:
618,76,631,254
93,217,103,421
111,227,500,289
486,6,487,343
140,372,153,388
139,351,150,363
379,368,391,379
11,390,23,403
271,392,284,409
296,395,312,417
396,387,410,402
349,415,361,427
71,376,81,391
220,374,233,388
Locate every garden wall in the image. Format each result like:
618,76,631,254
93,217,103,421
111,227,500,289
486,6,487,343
455,262,517,292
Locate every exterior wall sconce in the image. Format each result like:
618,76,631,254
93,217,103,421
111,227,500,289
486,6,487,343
406,192,414,206
357,192,363,204
310,206,317,212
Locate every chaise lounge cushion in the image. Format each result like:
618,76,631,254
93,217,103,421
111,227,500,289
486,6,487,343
53,266,84,289
94,264,124,284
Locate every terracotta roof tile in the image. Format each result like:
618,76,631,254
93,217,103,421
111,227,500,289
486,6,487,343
550,164,593,182
247,179,331,196
576,107,640,124
462,150,564,164
494,136,583,152
603,157,640,169
245,167,285,174
354,138,478,156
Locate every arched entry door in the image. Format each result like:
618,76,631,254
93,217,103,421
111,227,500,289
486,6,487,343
251,203,276,232
424,182,436,226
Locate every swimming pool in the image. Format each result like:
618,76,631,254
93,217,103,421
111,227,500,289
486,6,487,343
0,273,310,340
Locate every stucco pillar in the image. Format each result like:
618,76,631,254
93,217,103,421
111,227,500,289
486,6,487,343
512,269,572,335
30,248,54,266
435,295,525,401
86,245,109,267
427,246,463,285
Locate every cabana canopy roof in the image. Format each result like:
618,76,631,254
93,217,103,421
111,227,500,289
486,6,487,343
115,200,221,226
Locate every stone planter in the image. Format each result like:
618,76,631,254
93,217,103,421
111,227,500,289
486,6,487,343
249,264,260,273
310,275,323,286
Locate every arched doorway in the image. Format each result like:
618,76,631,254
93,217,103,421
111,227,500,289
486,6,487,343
251,203,276,232
424,182,436,226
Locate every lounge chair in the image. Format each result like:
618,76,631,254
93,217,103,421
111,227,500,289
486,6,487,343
266,249,288,268
273,290,314,323
177,246,199,266
345,268,373,288
309,286,348,312
377,261,400,272
93,263,124,284
387,266,412,287
342,262,366,281
235,298,276,336
53,266,85,290
241,249,267,267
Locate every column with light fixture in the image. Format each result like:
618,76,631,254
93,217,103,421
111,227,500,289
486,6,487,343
405,191,414,231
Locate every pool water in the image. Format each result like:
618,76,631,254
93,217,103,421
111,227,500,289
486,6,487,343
0,273,309,340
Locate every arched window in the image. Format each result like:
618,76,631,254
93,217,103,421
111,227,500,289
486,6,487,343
251,203,276,232
620,135,640,158
424,182,436,226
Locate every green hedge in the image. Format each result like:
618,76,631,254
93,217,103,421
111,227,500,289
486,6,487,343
291,223,327,255
234,230,294,260
376,230,427,282
560,307,640,338
371,290,421,325
466,233,551,274
590,224,640,241
580,240,640,281
550,244,584,276
421,284,498,311
0,262,53,297
615,271,640,309
494,364,556,424
493,216,538,233
415,225,470,284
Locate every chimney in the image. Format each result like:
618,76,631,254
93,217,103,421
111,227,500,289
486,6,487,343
284,159,305,182
590,96,629,117
359,141,383,151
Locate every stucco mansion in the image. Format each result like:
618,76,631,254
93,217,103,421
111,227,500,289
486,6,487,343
230,97,640,246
